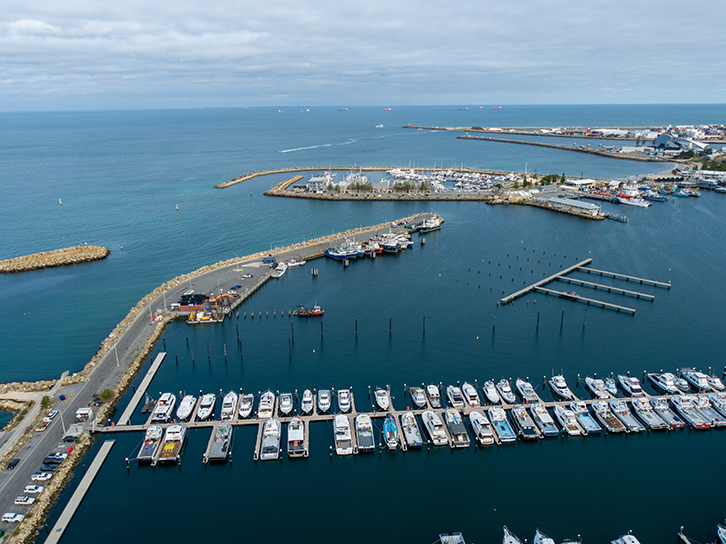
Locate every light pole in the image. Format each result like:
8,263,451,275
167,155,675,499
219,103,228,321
58,409,66,434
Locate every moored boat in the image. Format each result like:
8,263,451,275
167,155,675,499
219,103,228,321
287,417,305,458
400,411,423,448
548,375,575,400
468,411,494,445
260,418,281,460
296,305,324,317
585,376,610,399
207,422,233,462
175,394,195,421
530,403,559,436
671,395,712,429
515,378,539,404
647,372,679,394
649,397,685,429
707,392,726,419
238,393,254,419
355,414,376,453
570,401,602,434
611,533,642,544
495,379,516,404
151,393,177,423
708,375,725,391
426,384,441,408
511,405,539,440
592,400,626,433
461,382,480,407
338,389,352,413
409,386,427,408
444,408,470,448
421,410,448,445
279,393,293,416
157,424,186,463
610,400,645,432
553,404,581,436
534,529,556,544
137,425,163,462
301,389,314,415
447,385,465,409
271,262,288,278
220,391,238,421
382,413,399,450
617,375,644,397
604,377,618,397
317,389,332,413
630,397,668,430
196,393,216,420
503,525,523,544
374,388,390,411
679,367,710,391
693,395,726,427
483,380,501,404
489,407,516,443
258,390,275,419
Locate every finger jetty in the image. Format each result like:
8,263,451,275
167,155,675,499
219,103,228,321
0,245,110,273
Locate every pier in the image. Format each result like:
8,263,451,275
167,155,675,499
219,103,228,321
535,287,637,314
556,277,655,300
578,267,671,289
45,440,115,544
500,259,592,304
117,352,166,425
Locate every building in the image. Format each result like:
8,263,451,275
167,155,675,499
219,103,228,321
534,196,601,216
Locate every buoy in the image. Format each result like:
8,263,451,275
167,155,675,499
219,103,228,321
59,198,62,206
176,204,179,211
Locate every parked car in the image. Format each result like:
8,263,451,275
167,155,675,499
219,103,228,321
40,465,59,472
6,459,19,470
31,472,52,482
23,485,43,494
2,513,24,523
14,496,35,506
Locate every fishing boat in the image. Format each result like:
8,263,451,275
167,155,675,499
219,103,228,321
585,376,610,399
287,258,306,267
421,410,448,445
515,378,539,404
207,422,233,462
495,379,516,404
287,417,305,458
301,389,314,415
570,401,602,434
708,392,726,418
693,395,726,427
409,386,427,408
468,411,494,445
553,404,581,435
382,413,399,450
709,375,725,391
355,414,376,452
647,372,679,394
400,411,423,448
258,390,275,419
503,525,523,544
649,397,686,429
610,400,645,432
718,523,726,544
530,403,559,436
617,375,645,397
295,304,324,317
426,384,441,408
489,407,517,443
176,394,196,421
157,424,186,464
238,393,254,419
338,389,352,413
678,368,710,391
419,217,443,233
549,375,575,400
592,400,626,433
137,425,163,462
511,405,539,440
604,377,618,397
461,382,480,407
630,398,668,430
447,385,465,409
151,393,176,423
534,529,556,544
317,389,332,413
271,262,288,279
220,391,238,421
444,409,470,448
260,418,281,460
483,380,501,404
196,393,216,421
671,395,712,429
374,388,390,411
617,196,650,207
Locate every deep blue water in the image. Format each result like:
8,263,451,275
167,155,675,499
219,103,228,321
2,106,726,543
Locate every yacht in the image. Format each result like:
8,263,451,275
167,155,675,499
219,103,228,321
511,406,539,440
157,423,187,464
489,407,517,443
611,534,642,544
592,400,626,433
647,372,679,394
196,393,216,420
679,368,710,391
630,398,668,430
426,384,441,408
374,388,390,411
585,376,610,399
333,415,353,455
258,390,275,419
570,401,602,434
409,386,427,409
238,393,254,419
495,379,516,404
176,394,196,421
301,389,314,415
260,418,281,460
421,410,448,445
207,422,233,462
671,395,711,429
617,375,644,397
610,400,644,432
151,393,177,423
515,378,539,404
338,389,352,413
400,411,423,448
279,393,293,416
382,413,399,450
447,386,465,409
534,529,556,544
503,526,524,544
530,403,559,436
220,391,238,421
483,380,501,404
649,397,686,429
553,404,581,435
461,382,480,407
468,411,494,445
693,395,726,427
137,425,163,462
548,375,575,400
355,414,376,452
708,392,726,418
317,389,332,413
287,417,305,458
444,408,470,448
709,375,725,391
271,262,288,278
604,377,618,397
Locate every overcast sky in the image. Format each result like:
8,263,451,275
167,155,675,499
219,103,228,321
2,0,725,110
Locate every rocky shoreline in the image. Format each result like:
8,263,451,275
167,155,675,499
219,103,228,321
0,246,110,273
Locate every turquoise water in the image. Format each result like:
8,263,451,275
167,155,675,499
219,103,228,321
2,106,726,543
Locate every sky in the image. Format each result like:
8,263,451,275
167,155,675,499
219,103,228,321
1,0,725,110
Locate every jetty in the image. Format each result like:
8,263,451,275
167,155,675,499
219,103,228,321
0,245,110,273
117,352,166,425
500,259,592,304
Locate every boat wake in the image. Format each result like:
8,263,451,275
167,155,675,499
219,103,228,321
279,139,356,153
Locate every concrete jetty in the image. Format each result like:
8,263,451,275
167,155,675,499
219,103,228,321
117,352,166,425
578,267,671,288
500,259,592,304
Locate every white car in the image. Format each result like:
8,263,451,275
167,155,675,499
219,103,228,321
43,410,59,423
31,472,52,482
23,485,44,494
14,496,35,506
2,513,24,523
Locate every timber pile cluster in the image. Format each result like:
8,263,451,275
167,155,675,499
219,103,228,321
0,246,110,273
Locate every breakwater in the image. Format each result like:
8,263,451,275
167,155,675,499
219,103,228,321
405,125,656,141
0,245,110,273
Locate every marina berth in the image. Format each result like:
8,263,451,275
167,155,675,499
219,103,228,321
444,409,471,448
570,401,602,434
338,389,352,413
238,393,254,419
301,389,314,415
400,411,423,448
530,403,559,436
279,393,293,417
515,378,539,404
287,417,305,458
426,384,441,408
647,372,679,395
489,407,517,443
151,392,176,423
197,393,216,421
220,391,238,421
495,379,516,404
421,410,448,446
649,398,686,429
692,395,726,427
548,375,575,400
630,398,668,430
585,376,610,399
617,375,645,397
382,413,399,450
157,424,187,464
206,422,233,462
260,418,281,460
374,388,390,411
461,382,480,407
355,414,376,453
511,406,540,440
679,368,710,391
176,394,196,421
592,401,627,433
707,392,726,418
553,404,581,436
317,389,332,413
409,386,427,409
468,411,494,445
671,395,712,429
258,390,275,419
137,425,163,462
483,380,501,404
609,400,645,432
446,385,465,409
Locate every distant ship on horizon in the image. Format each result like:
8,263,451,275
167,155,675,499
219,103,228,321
383,108,392,111
492,106,502,110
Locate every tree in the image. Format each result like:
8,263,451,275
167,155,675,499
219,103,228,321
561,172,566,184
41,396,50,409
100,389,113,402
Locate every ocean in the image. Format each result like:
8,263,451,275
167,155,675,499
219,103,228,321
1,105,724,543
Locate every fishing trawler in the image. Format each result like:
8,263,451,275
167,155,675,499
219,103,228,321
400,411,423,448
610,400,645,432
592,400,626,433
137,425,163,462
649,397,686,429
570,401,602,434
207,422,233,462
157,424,186,464
530,403,559,437
489,407,516,443
630,397,668,430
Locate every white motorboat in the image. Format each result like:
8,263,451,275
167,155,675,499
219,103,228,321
647,372,679,394
279,393,293,416
718,523,726,544
511,405,539,440
489,407,516,443
610,400,645,432
630,397,668,430
515,378,539,404
196,393,216,420
421,410,448,445
604,377,618,397
151,393,176,423
679,368,710,391
617,375,644,397
301,389,314,415
549,375,575,400
338,389,352,413
375,388,390,411
708,392,726,419
468,411,494,445
461,382,480,407
693,395,726,427
483,380,501,404
400,411,423,447
260,418,281,460
355,414,376,452
534,529,556,544
495,379,516,404
585,376,610,399
287,417,305,458
258,390,275,419
220,391,238,421
553,404,581,435
592,400,626,433
649,397,685,429
157,423,186,463
207,422,233,462
709,376,725,391
530,403,559,436
446,385,465,409
175,394,196,421
611,534,642,544
426,384,441,408
317,389,332,413
238,393,254,419
137,425,163,462
570,401,602,434
671,395,712,429
503,525,523,544
444,408,470,448
409,386,427,408
271,262,288,278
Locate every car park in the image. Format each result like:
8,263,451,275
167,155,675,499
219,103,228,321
2,513,24,523
23,485,43,494
14,496,35,506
